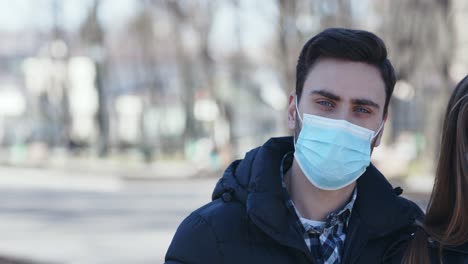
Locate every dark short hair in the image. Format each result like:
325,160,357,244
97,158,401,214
295,28,396,116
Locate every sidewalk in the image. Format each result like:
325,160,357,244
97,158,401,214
0,255,52,264
0,152,432,198
0,154,432,213
0,155,220,181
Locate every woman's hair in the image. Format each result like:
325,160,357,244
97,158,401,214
404,75,468,263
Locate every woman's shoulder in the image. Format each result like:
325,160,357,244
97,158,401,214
429,239,468,263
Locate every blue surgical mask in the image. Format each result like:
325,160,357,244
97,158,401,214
294,99,383,190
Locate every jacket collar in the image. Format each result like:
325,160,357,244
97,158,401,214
341,164,423,263
243,137,314,260
353,164,422,238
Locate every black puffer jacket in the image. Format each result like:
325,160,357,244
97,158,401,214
165,137,423,264
428,241,468,263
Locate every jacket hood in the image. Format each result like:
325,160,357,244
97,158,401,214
212,137,292,203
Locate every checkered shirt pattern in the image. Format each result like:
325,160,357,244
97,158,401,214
280,151,357,264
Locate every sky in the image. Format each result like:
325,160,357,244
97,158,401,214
0,0,277,58
0,0,377,63
0,0,138,32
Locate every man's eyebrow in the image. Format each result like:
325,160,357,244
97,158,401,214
310,90,340,101
352,98,380,109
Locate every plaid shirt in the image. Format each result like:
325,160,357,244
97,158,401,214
280,151,357,264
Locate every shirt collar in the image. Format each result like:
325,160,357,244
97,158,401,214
280,151,357,231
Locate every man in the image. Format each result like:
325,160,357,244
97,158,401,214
165,28,423,264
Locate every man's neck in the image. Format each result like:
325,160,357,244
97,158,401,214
284,158,356,221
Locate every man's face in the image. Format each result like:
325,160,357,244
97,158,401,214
288,58,387,147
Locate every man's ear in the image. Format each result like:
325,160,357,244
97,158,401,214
287,93,297,131
374,114,388,147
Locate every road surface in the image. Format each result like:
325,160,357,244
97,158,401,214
0,166,428,263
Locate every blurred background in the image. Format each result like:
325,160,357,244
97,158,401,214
0,0,466,263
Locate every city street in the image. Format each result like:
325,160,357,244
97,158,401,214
0,166,218,263
0,166,429,264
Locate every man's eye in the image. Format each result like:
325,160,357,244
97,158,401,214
318,101,333,107
355,107,371,113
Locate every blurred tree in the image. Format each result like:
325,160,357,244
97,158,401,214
277,0,303,95
127,1,161,161
51,0,72,148
316,0,353,28
192,1,235,149
80,0,110,157
30,0,71,148
380,0,453,165
166,0,198,148
276,0,354,97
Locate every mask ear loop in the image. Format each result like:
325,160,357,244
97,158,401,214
293,96,302,148
372,121,384,140
295,96,303,123
370,121,385,147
